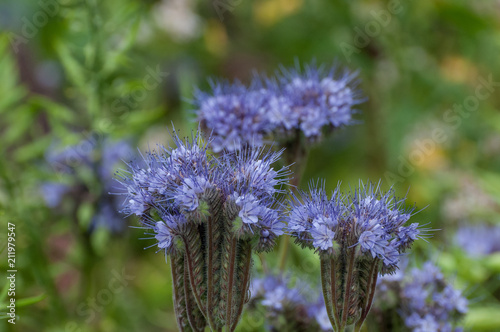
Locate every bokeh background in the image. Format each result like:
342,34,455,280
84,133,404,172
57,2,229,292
1,0,500,331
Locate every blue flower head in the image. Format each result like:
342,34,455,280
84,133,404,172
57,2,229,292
266,61,362,139
221,146,289,249
117,129,288,254
42,138,133,233
287,181,425,272
377,261,468,332
455,224,500,257
194,81,272,152
194,61,363,152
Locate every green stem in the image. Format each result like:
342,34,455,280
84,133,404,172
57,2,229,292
182,236,207,316
340,248,356,331
330,258,341,326
170,254,185,331
225,237,238,330
231,242,252,331
278,235,291,271
278,132,309,272
206,215,218,331
321,258,338,330
355,259,379,332
184,258,205,332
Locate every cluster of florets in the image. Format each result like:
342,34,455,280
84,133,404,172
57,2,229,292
287,182,423,273
194,62,361,152
249,275,333,331
41,138,133,232
376,262,468,332
117,131,288,253
194,81,272,152
455,223,500,257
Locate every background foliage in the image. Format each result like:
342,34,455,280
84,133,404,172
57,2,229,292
1,0,500,331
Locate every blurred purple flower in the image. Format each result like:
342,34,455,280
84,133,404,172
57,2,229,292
455,224,500,256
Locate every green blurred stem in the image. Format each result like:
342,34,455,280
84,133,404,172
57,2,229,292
278,132,309,271
69,198,96,302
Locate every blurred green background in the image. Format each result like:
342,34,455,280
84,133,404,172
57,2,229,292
1,0,500,331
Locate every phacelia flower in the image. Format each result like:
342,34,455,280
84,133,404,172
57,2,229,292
287,181,426,331
266,62,362,140
41,138,133,233
250,275,334,331
288,182,424,270
455,223,500,257
194,81,272,152
194,61,363,152
375,261,468,332
116,129,289,331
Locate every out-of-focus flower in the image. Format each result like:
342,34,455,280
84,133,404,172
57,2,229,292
265,63,361,140
194,62,362,152
250,275,331,331
442,175,498,221
41,138,133,233
153,0,201,41
375,261,468,332
455,223,500,256
194,81,272,152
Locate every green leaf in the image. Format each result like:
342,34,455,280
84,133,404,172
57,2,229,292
54,40,88,92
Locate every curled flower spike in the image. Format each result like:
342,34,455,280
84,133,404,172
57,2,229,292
116,129,289,331
286,181,426,332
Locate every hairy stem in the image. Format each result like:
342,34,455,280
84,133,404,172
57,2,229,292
331,257,341,326
355,259,379,332
184,258,206,332
231,241,253,331
171,253,189,331
340,248,356,331
321,258,338,331
206,215,218,330
225,237,238,329
205,188,224,330
182,227,207,316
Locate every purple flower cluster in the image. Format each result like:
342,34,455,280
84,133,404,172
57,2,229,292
117,130,288,253
376,262,468,332
250,275,333,331
41,138,133,232
195,62,361,152
287,182,424,272
194,81,272,152
455,224,500,257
